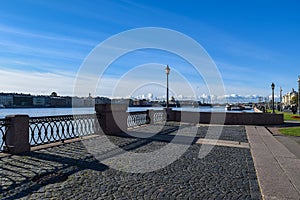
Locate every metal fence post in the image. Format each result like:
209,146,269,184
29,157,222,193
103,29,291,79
5,115,30,154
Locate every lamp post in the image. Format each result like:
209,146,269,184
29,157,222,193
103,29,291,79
271,83,275,113
298,76,300,115
280,87,282,112
165,65,170,108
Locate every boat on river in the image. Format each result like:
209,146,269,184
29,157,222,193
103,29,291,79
226,104,252,111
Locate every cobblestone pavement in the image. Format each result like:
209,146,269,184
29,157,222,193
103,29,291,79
0,124,261,199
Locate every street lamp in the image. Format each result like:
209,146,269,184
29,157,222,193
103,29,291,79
298,76,300,115
271,83,275,113
165,65,170,108
280,87,282,112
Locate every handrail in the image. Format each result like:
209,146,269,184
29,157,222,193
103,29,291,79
127,112,148,127
29,114,98,146
0,109,167,152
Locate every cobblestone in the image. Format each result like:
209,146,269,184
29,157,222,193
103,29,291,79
0,124,260,199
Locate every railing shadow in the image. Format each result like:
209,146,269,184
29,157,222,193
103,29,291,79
83,123,204,164
0,142,108,200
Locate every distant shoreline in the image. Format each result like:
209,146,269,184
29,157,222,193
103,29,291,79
0,105,93,109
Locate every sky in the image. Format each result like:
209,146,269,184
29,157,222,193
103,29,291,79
0,0,299,102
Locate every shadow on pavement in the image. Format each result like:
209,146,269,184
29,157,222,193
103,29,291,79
0,146,108,200
0,123,181,199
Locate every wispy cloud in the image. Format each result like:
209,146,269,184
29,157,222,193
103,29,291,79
0,39,85,62
0,24,97,46
0,0,297,99
0,68,76,95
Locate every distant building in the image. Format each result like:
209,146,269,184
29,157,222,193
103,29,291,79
0,92,114,108
95,96,111,104
72,97,85,107
13,94,33,107
64,96,72,107
133,99,148,106
33,96,47,107
111,98,132,105
50,96,67,107
283,88,298,105
0,93,13,107
83,93,94,107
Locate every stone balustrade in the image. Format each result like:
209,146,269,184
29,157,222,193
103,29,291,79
1,103,283,154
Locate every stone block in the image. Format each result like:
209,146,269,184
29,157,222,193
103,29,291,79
5,115,30,154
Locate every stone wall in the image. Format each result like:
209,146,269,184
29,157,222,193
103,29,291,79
170,110,284,125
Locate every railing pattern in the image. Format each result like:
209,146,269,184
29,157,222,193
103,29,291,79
0,109,167,152
127,111,166,127
153,111,166,123
0,118,10,151
127,112,148,127
29,114,99,146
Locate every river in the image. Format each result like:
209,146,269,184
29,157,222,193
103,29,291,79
0,107,95,118
0,106,253,119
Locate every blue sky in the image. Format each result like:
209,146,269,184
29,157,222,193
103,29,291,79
0,0,299,101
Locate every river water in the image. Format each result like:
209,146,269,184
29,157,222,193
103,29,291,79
0,106,253,119
0,107,95,118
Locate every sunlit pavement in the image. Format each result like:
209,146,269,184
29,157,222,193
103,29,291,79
247,126,300,199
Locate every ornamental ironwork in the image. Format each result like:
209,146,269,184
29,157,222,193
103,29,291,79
0,110,167,151
0,118,10,152
153,111,166,123
127,112,148,127
29,114,99,146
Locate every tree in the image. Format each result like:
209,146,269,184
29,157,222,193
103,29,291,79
291,95,298,105
50,92,58,97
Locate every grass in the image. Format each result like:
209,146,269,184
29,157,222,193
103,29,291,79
282,112,300,121
265,109,300,136
279,127,300,137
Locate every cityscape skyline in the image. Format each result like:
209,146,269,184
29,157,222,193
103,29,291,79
0,91,286,105
0,1,299,98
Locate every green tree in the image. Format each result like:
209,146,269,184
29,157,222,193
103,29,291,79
291,95,298,105
50,92,58,97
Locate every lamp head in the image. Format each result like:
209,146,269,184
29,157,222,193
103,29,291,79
165,65,170,75
271,83,275,89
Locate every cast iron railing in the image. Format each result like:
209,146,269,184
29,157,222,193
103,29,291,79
153,111,166,123
0,118,10,152
29,114,99,146
127,111,166,127
0,110,167,152
127,112,148,127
